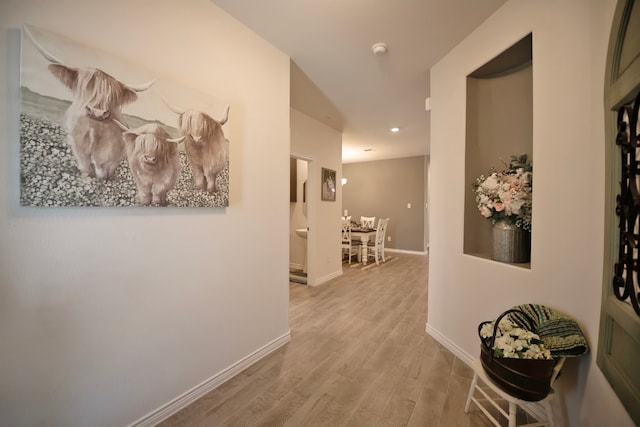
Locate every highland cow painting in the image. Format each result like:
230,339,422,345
20,24,230,207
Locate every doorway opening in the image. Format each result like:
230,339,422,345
289,156,309,284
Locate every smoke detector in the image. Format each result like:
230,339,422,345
371,42,388,56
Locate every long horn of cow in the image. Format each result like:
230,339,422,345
127,79,155,92
167,136,186,144
219,104,230,125
111,118,130,132
159,93,185,115
23,25,64,65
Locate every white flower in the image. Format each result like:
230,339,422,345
482,174,500,191
480,317,552,360
480,322,495,338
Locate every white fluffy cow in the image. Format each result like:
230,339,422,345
115,120,184,206
163,99,230,194
24,26,153,180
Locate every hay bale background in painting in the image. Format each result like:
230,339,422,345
20,24,230,207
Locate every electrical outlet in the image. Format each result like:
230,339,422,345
407,203,412,208
387,236,391,242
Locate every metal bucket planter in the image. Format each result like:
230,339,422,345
492,220,530,263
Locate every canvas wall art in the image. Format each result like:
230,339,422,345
321,168,336,201
19,24,230,207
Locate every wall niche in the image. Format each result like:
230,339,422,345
463,33,533,268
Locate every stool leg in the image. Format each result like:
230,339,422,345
508,402,517,427
542,399,555,427
464,373,478,413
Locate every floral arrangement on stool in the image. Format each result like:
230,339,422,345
477,308,556,402
479,315,551,360
473,154,533,263
466,305,588,426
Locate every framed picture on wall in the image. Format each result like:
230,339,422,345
321,167,336,201
19,23,231,208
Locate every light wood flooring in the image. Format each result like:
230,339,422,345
158,254,515,426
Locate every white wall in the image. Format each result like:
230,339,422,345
291,108,343,285
0,1,291,426
428,1,634,426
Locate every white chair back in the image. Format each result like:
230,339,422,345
375,218,389,246
364,218,389,265
360,216,376,229
341,221,352,243
341,221,361,264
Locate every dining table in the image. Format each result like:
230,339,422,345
350,227,377,265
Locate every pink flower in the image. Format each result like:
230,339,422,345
493,202,504,212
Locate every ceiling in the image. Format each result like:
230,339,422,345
210,0,507,163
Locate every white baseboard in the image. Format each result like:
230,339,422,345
127,331,291,427
385,248,428,256
289,262,303,270
425,322,474,366
311,269,343,286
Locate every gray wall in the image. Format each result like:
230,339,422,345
343,156,426,252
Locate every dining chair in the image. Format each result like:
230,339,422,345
341,221,361,264
360,216,376,229
364,217,389,265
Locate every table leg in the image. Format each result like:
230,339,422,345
361,236,370,265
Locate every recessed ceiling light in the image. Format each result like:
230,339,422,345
390,127,400,132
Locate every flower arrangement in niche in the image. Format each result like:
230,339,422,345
480,317,551,360
473,154,533,232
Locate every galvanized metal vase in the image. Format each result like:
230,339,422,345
491,220,530,263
